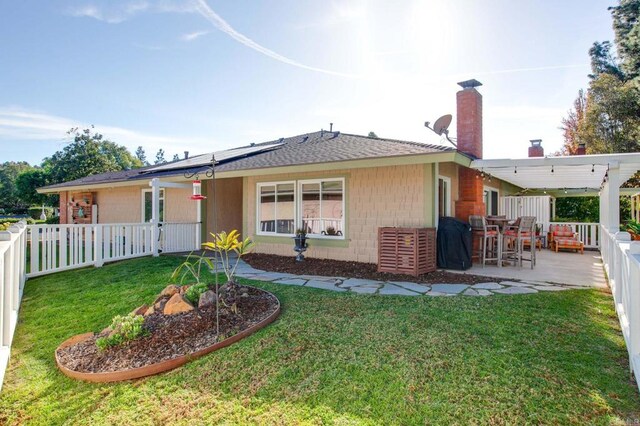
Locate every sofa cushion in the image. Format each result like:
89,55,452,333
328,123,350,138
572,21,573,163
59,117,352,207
555,238,583,247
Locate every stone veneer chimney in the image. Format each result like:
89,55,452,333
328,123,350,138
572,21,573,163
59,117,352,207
528,139,544,157
455,79,486,223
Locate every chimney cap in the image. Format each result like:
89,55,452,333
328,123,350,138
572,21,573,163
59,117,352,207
457,79,482,89
530,139,542,147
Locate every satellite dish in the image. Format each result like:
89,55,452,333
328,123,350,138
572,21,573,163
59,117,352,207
432,114,452,135
425,114,456,147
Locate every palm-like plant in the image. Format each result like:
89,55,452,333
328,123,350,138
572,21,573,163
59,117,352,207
202,230,254,284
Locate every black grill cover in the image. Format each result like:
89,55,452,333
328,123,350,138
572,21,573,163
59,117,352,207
437,216,472,270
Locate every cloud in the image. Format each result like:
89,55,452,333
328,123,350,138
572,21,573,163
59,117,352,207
0,107,215,157
181,30,209,41
191,0,359,78
67,0,195,24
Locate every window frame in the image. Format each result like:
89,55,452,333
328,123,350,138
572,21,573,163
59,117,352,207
141,188,165,223
255,177,346,240
438,175,452,217
297,177,346,240
256,181,297,237
483,186,500,216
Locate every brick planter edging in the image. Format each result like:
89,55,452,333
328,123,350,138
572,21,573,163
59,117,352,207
55,289,281,383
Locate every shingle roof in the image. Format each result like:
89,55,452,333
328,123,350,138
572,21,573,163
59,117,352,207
39,130,454,191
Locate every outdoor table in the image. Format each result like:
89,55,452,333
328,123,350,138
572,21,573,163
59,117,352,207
486,217,510,232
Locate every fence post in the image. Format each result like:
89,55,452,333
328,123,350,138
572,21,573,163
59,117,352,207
94,225,104,267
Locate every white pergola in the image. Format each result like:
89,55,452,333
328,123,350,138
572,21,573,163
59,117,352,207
471,153,640,232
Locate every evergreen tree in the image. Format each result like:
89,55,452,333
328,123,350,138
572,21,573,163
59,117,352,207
154,149,166,165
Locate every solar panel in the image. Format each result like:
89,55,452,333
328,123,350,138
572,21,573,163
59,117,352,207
146,143,283,172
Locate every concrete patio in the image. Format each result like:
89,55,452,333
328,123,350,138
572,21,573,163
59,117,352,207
458,248,607,288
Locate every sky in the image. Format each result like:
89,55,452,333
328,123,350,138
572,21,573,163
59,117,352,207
0,0,616,165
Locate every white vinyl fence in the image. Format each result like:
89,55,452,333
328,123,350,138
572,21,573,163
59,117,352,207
0,222,27,391
600,226,640,392
28,222,201,278
161,222,201,254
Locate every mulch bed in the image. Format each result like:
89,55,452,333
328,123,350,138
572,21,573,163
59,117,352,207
56,286,278,373
243,253,507,285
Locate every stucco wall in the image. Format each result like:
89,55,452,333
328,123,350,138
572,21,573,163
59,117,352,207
62,185,199,224
244,164,433,263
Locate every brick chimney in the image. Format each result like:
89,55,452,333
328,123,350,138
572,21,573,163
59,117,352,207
528,139,544,157
455,79,485,223
575,143,586,155
456,79,483,159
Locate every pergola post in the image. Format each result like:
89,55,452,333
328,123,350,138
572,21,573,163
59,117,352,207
602,162,621,233
150,178,161,257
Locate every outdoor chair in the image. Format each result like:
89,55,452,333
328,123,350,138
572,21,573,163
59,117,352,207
549,224,584,254
469,215,500,268
503,216,536,269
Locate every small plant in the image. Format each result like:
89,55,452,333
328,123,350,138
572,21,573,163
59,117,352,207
202,230,254,284
185,282,210,305
96,313,146,350
626,220,640,235
171,252,214,285
295,228,307,237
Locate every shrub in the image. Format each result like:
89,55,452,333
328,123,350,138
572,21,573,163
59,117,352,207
96,313,146,350
45,216,60,224
27,206,53,220
185,283,210,305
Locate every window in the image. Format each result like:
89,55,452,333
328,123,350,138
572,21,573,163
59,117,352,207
257,182,295,235
438,176,451,217
300,179,344,236
484,187,499,216
257,178,345,238
142,189,165,222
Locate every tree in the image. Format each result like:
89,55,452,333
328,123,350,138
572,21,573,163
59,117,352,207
560,90,587,155
172,154,180,161
367,131,379,138
15,168,57,206
135,146,148,166
43,127,142,183
154,149,166,165
610,0,640,80
0,161,33,211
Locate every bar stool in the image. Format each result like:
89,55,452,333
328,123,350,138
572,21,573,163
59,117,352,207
503,216,536,269
469,215,500,268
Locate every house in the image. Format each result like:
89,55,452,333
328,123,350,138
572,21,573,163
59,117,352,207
39,80,523,263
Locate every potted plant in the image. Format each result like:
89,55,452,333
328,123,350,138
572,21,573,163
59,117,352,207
626,220,640,241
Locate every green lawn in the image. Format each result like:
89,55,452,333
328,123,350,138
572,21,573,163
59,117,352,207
0,256,638,425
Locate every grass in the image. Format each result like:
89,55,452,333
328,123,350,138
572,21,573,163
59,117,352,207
0,256,639,425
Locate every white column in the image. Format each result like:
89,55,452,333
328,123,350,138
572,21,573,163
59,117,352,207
150,178,161,257
607,162,621,232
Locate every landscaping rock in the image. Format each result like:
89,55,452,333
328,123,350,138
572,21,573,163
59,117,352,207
160,285,180,298
163,293,195,315
180,285,190,294
198,290,217,309
130,304,148,316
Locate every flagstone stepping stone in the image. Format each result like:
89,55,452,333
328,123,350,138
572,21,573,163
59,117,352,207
350,286,379,294
476,289,494,296
430,284,469,294
340,278,384,288
471,282,503,290
388,281,430,293
493,286,538,295
297,275,343,282
499,281,533,287
378,285,420,296
532,285,568,291
305,280,346,292
273,278,307,286
425,291,454,297
250,272,297,281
